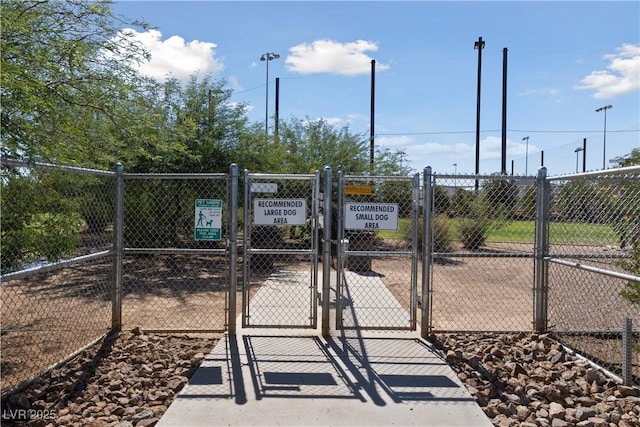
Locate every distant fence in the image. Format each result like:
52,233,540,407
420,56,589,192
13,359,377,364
2,157,639,393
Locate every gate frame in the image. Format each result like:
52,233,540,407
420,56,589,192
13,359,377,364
241,170,321,329
335,171,421,331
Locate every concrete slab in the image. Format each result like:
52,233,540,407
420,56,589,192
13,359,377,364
157,269,492,427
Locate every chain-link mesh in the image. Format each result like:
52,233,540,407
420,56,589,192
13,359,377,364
121,174,230,332
337,174,419,330
242,173,319,328
547,169,640,384
1,160,114,393
428,174,536,332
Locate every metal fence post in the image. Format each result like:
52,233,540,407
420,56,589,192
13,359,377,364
411,173,420,330
322,166,332,337
228,164,239,335
335,171,344,330
622,317,632,386
112,163,124,332
242,169,250,328
534,166,549,332
421,167,434,339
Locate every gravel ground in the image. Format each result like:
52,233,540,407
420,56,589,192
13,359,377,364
1,330,639,427
1,329,218,427
429,332,640,427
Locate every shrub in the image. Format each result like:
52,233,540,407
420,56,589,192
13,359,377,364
402,215,453,253
458,217,489,250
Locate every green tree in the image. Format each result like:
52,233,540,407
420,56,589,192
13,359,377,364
1,168,85,273
277,117,369,174
1,0,154,167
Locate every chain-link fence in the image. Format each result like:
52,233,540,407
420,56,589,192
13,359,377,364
1,159,115,393
546,167,640,384
423,171,537,332
336,173,420,330
3,157,639,391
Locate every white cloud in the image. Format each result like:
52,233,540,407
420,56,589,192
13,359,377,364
118,28,223,83
285,39,390,76
577,43,640,98
376,135,414,148
475,136,539,160
518,87,564,103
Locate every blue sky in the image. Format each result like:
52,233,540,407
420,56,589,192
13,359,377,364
111,1,640,176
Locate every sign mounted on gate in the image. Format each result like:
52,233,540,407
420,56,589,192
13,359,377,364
344,185,372,195
254,198,307,225
345,202,398,230
194,199,222,241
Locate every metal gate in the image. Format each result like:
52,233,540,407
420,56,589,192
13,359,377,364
242,171,321,328
335,172,421,330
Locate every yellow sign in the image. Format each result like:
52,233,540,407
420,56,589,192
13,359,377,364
344,185,372,195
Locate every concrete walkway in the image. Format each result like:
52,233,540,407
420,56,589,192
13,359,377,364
157,269,492,427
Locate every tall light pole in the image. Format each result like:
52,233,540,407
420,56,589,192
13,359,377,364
522,136,529,176
595,104,612,169
260,52,280,140
474,37,485,191
453,163,457,189
574,146,584,173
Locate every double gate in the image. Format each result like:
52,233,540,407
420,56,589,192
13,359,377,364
241,168,421,332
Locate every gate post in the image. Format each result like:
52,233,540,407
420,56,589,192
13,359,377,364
112,163,124,332
534,167,549,332
421,167,434,338
322,166,332,337
335,171,345,330
228,164,239,335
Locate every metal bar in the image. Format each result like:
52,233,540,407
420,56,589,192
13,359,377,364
344,250,414,257
410,172,420,331
124,248,226,255
311,170,320,329
1,250,113,281
341,325,414,331
112,163,124,332
434,252,534,258
124,173,227,179
552,329,638,336
0,157,114,176
548,165,640,181
623,317,633,386
434,173,528,181
546,253,631,260
534,166,550,332
246,249,317,256
335,171,345,329
322,166,332,337
343,174,415,182
242,169,250,328
556,339,625,385
547,257,640,283
243,172,316,180
228,164,239,335
421,166,434,338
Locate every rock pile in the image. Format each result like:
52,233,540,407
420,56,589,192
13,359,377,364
1,330,217,427
429,332,640,427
